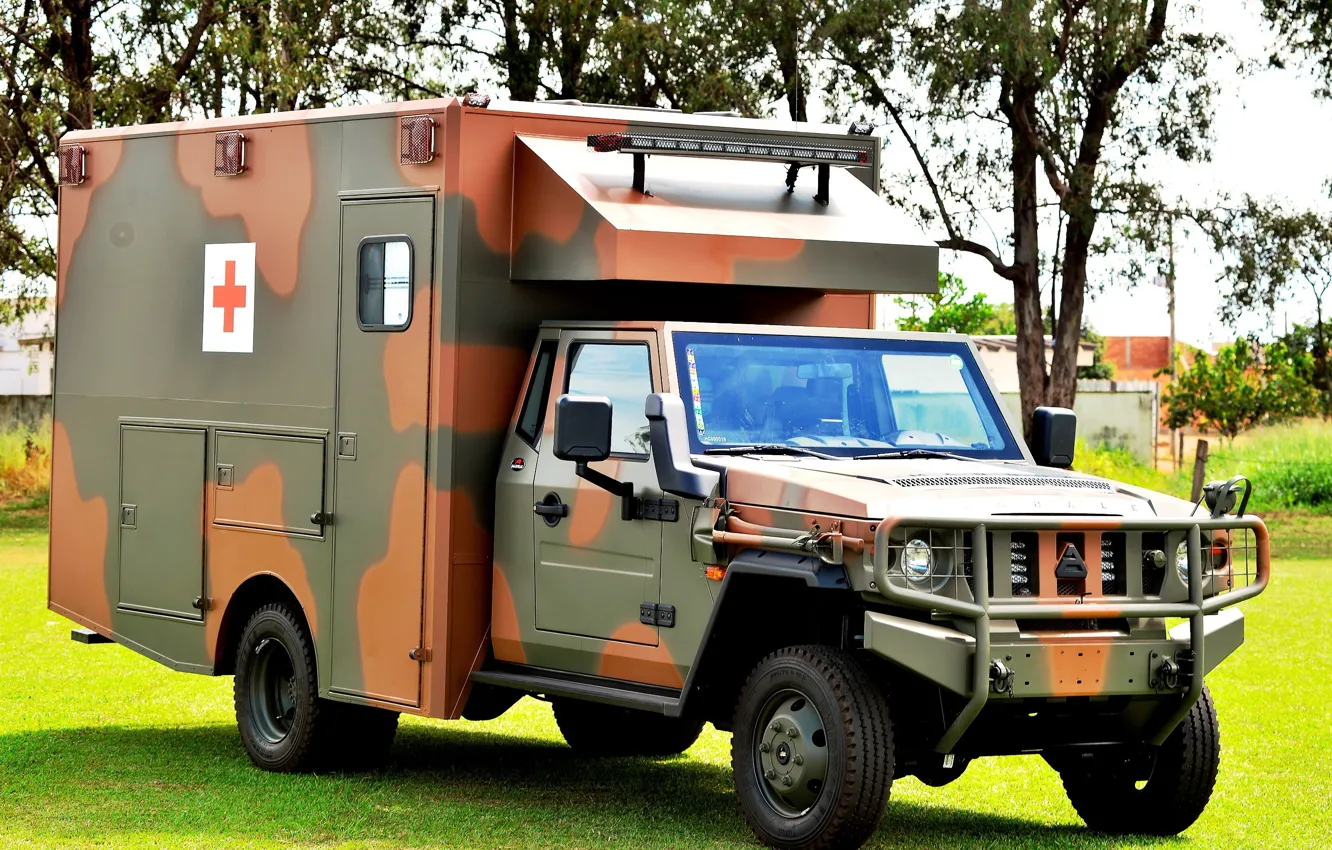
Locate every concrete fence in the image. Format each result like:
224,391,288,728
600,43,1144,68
1001,379,1160,465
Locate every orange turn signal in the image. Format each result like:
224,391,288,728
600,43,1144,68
705,565,727,581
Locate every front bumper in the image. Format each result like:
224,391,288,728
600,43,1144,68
864,606,1245,699
866,515,1270,752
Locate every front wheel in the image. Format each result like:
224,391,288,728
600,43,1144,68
731,645,894,850
1053,686,1221,835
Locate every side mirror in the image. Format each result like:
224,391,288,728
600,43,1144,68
1031,406,1076,468
553,395,612,463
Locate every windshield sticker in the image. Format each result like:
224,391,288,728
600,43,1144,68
949,354,964,370
686,347,707,434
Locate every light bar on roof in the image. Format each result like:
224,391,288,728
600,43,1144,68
588,132,870,165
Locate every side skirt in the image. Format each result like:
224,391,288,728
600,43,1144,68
471,663,683,715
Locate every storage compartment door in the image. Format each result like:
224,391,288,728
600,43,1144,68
118,426,206,619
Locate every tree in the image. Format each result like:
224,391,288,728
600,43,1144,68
1208,201,1332,414
825,1,1223,438
1263,0,1332,95
895,272,998,334
1164,339,1317,442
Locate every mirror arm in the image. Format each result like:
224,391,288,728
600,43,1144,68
574,462,640,521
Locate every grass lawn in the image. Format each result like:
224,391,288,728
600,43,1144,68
1,529,1329,849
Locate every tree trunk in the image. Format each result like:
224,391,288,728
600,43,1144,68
1011,99,1046,442
771,10,806,122
1049,207,1095,410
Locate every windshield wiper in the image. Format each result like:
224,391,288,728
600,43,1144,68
852,448,982,462
704,444,840,460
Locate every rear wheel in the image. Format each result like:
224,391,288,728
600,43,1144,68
552,698,704,756
731,645,894,850
233,603,336,772
1053,686,1221,835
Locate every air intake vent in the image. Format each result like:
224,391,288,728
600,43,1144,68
58,145,86,185
399,114,436,165
1100,532,1125,595
1010,532,1037,596
214,131,246,176
890,474,1112,491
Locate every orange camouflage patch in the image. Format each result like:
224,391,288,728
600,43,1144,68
384,287,433,431
205,462,318,662
567,459,621,548
595,223,805,284
598,622,685,689
490,564,525,664
176,123,313,297
48,421,111,630
357,463,427,702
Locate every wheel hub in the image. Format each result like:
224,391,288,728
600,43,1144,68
755,692,830,816
247,636,298,745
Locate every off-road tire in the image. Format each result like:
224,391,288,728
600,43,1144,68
233,602,336,772
731,645,894,850
329,702,400,770
1056,686,1220,836
552,698,705,756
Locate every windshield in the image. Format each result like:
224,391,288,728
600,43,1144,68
671,332,1022,460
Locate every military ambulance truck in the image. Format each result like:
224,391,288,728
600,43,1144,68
50,96,1268,849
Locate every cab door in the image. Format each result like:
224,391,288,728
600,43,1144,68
532,331,664,646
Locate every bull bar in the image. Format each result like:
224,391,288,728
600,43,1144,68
870,516,1271,753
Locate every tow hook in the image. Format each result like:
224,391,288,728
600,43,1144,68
1152,650,1194,692
989,660,1015,695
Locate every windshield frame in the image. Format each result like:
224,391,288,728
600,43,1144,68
666,328,1028,462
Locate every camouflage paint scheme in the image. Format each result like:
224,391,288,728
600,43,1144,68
50,99,928,719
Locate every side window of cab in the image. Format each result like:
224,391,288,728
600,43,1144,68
565,342,654,458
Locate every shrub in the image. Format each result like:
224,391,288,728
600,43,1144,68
0,418,52,503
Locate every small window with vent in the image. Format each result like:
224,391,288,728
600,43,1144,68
357,237,413,330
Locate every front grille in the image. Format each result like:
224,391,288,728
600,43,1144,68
1101,532,1126,595
891,474,1113,491
1010,532,1038,596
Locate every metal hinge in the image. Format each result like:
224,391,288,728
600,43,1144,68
191,596,214,611
625,497,678,522
639,602,676,628
409,646,432,662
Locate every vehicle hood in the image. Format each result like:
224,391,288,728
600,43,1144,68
717,456,1179,520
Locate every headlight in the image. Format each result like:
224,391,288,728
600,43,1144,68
1176,541,1189,585
903,538,934,583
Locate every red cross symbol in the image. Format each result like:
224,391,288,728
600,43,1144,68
212,259,247,333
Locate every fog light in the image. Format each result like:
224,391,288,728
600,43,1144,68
903,539,934,583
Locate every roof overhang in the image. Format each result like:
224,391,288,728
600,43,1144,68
510,135,937,292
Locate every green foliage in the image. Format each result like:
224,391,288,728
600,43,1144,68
1208,420,1332,513
894,272,998,335
1164,340,1318,441
1076,330,1116,380
0,419,50,503
1073,441,1188,498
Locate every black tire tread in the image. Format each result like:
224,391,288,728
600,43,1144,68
1060,686,1220,836
732,645,894,850
233,602,331,773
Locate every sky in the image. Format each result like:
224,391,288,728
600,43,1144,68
869,2,1332,348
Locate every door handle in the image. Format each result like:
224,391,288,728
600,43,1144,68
533,502,568,518
534,492,568,527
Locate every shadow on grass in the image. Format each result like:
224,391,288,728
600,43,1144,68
0,721,1164,848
